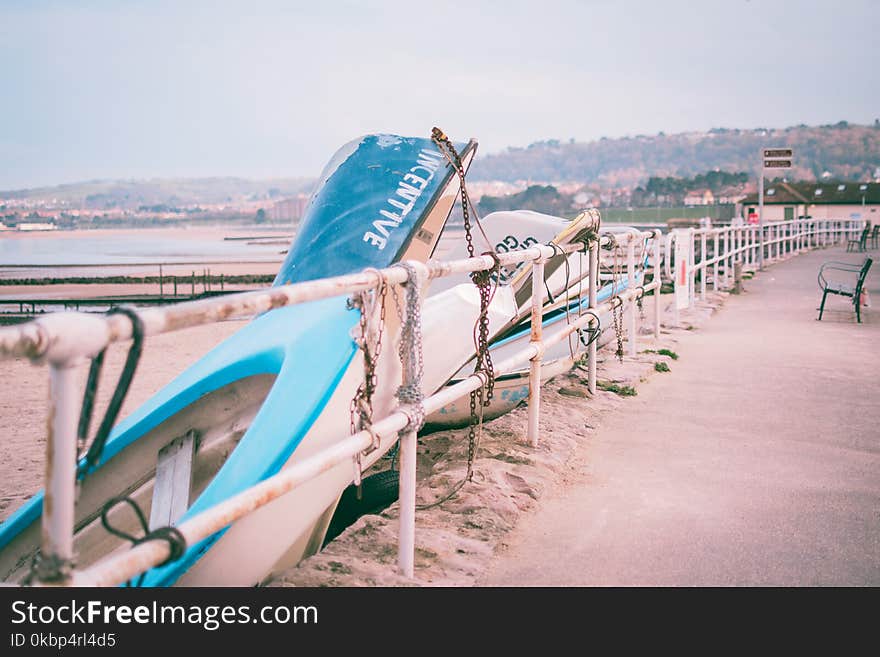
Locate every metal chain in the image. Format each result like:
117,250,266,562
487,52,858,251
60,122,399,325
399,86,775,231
348,269,388,490
636,236,648,320
431,127,497,483
392,262,425,434
605,235,625,363
431,127,490,257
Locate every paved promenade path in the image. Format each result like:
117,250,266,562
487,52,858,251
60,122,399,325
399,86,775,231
481,244,879,586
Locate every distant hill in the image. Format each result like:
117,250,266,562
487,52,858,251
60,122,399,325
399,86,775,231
469,122,880,187
0,177,315,209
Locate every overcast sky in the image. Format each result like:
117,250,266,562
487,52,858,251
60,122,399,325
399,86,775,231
1,0,877,189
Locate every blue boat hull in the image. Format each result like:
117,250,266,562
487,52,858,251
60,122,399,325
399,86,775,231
0,134,477,586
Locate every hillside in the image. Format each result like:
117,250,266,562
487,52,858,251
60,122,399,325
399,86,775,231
3,123,878,208
0,177,315,209
469,122,880,187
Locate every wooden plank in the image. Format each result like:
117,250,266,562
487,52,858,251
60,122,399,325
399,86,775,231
149,430,197,530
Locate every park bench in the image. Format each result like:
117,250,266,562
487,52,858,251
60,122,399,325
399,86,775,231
817,257,873,323
846,226,869,252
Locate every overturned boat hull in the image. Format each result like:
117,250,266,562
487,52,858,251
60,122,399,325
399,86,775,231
0,134,478,586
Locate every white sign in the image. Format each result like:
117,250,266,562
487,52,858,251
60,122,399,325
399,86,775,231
674,231,690,310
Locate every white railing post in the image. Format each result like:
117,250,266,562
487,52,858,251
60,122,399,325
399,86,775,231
755,225,760,265
527,258,545,448
732,226,739,282
724,228,732,289
588,241,599,394
396,262,426,579
712,231,719,292
41,363,80,583
770,224,780,260
749,226,756,269
672,233,681,326
627,238,637,356
751,226,757,267
700,231,707,300
688,228,696,309
653,230,662,338
398,427,416,577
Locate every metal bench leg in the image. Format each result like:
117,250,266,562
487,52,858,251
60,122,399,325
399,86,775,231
855,296,862,323
818,289,829,320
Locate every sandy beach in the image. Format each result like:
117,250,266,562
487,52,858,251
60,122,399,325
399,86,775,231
0,319,247,520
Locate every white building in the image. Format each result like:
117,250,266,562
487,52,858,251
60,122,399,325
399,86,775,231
739,182,879,223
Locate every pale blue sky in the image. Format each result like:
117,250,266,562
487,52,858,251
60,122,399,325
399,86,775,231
1,0,877,189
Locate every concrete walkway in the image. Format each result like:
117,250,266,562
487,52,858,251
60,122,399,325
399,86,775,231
481,245,879,586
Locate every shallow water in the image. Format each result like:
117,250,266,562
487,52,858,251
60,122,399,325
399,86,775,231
0,226,290,278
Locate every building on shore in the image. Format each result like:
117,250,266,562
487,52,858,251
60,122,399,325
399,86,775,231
268,195,310,222
17,222,58,231
739,181,880,222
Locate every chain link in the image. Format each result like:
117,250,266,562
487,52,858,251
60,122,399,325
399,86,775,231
431,128,498,483
348,269,388,493
431,128,501,481
393,262,425,433
604,234,626,363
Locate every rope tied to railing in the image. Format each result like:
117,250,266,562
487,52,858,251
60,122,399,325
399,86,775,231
576,311,602,349
99,496,187,587
77,307,145,479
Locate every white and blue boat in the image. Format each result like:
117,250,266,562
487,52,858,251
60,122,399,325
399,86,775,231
0,133,477,586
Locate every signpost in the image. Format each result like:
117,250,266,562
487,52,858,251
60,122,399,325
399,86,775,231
758,147,793,269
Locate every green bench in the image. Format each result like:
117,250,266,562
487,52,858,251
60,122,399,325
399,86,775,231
817,257,872,323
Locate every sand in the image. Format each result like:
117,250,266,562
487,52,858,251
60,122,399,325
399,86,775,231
0,318,247,520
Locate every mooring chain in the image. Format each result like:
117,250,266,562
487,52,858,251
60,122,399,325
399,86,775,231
391,262,426,434
604,234,626,363
636,236,648,320
348,268,389,489
431,127,490,256
431,127,499,484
